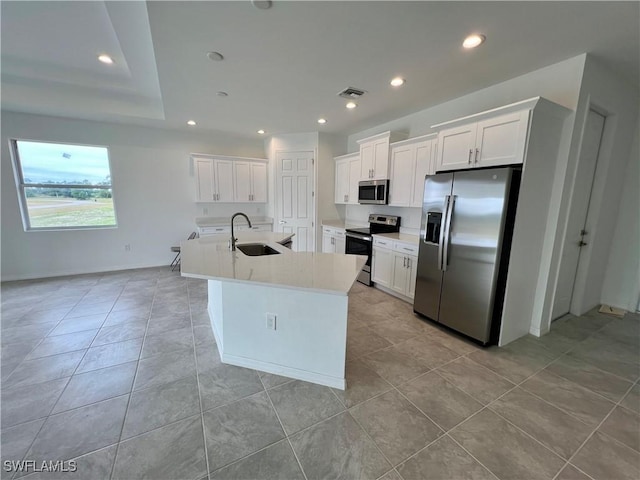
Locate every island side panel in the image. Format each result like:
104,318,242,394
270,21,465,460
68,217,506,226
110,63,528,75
207,280,224,349
219,282,348,389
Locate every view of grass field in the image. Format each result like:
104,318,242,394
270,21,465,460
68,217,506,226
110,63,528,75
26,196,116,228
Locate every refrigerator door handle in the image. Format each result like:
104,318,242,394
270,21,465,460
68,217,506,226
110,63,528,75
442,195,456,271
438,195,451,271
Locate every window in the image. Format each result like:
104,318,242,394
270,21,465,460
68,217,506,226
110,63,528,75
10,140,117,230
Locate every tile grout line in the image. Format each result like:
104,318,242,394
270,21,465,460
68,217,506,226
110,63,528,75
187,279,212,480
107,272,163,480
6,274,125,480
551,379,640,480
262,378,309,480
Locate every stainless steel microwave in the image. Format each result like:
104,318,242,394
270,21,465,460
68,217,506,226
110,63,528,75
358,179,389,204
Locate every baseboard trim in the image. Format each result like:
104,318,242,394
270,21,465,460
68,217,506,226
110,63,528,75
221,353,346,390
1,262,171,282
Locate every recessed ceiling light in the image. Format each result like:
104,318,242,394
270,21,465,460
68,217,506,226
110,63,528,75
207,51,224,61
346,102,357,109
257,129,265,135
463,34,486,49
98,54,114,65
317,118,327,125
216,91,229,97
187,120,197,126
252,1,272,9
390,77,405,87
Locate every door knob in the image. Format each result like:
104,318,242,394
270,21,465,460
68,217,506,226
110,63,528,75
279,220,287,224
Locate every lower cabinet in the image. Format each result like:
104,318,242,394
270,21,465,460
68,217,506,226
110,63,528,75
322,226,345,253
372,237,418,300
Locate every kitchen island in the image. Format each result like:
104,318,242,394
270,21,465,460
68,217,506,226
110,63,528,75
180,232,366,389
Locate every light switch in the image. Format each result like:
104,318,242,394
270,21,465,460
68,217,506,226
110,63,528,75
266,313,277,330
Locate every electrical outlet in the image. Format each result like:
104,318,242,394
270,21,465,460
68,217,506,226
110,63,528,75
124,244,131,251
266,313,277,330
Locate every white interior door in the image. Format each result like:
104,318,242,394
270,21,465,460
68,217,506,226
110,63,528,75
552,109,606,319
276,151,315,252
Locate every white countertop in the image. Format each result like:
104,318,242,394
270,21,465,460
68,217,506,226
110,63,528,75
196,216,273,227
321,219,368,230
374,232,420,246
180,232,367,295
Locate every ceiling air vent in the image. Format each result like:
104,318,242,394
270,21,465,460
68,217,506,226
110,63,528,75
337,87,367,99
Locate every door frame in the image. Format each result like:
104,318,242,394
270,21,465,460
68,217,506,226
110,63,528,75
274,149,316,252
545,98,615,332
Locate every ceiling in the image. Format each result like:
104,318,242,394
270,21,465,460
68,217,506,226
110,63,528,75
2,1,638,139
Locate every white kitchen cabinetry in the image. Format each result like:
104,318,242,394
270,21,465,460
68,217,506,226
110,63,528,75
194,156,235,202
434,109,530,172
388,134,437,208
334,153,360,205
357,131,407,180
372,236,419,300
322,226,346,253
198,223,272,237
234,161,267,203
192,154,268,203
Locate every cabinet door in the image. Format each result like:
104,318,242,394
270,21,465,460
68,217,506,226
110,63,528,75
411,140,432,208
335,159,349,204
407,255,418,299
372,247,393,287
195,158,214,201
334,235,346,254
390,253,409,295
234,162,252,202
475,110,530,167
372,138,391,179
322,233,334,253
388,144,415,207
251,163,268,202
215,159,235,202
436,123,477,171
360,143,374,179
348,156,361,204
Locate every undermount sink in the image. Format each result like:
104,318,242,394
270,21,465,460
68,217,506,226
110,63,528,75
237,243,281,256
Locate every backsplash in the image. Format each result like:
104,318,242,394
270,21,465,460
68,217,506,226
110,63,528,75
345,204,422,235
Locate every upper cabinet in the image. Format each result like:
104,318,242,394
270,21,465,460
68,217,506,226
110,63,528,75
434,107,531,172
235,161,267,203
357,131,407,180
192,154,268,203
334,152,360,205
388,134,437,208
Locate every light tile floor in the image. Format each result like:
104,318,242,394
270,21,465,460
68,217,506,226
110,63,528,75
1,267,639,480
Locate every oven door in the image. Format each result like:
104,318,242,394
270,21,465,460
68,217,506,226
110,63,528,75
345,232,373,285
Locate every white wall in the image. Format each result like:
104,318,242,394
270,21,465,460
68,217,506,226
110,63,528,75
1,111,264,280
601,124,639,311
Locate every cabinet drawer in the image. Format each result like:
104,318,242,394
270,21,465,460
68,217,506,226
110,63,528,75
393,242,418,256
199,226,230,235
373,237,392,248
323,227,334,235
334,229,345,238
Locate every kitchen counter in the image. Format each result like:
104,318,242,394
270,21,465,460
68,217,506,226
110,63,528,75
180,233,366,390
321,219,368,230
195,216,273,227
181,233,365,295
373,232,420,246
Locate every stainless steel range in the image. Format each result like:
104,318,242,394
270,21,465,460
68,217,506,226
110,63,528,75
345,214,401,286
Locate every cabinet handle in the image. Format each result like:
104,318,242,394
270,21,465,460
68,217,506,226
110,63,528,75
331,237,335,245
475,148,479,163
407,257,411,269
468,149,473,164
403,257,407,268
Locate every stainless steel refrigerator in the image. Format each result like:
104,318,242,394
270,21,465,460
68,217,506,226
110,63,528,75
413,167,521,345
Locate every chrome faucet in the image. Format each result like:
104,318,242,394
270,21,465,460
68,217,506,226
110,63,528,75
230,212,252,251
